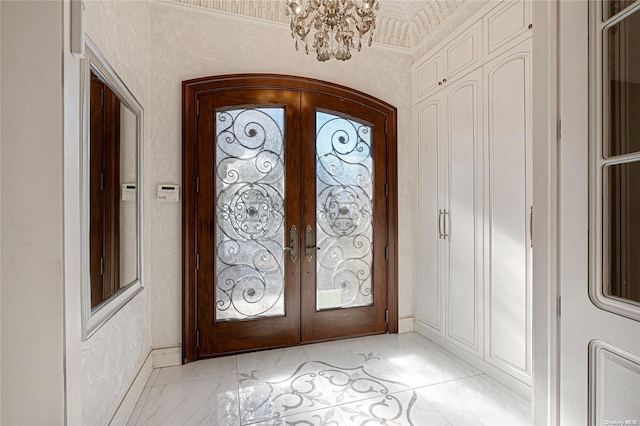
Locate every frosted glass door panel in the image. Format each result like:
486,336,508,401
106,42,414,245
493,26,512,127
215,108,286,321
315,111,374,310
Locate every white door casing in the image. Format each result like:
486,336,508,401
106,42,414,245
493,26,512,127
559,1,640,424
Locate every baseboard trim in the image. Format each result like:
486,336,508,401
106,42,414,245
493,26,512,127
398,316,415,333
151,345,182,368
416,322,531,401
109,345,182,425
108,350,154,426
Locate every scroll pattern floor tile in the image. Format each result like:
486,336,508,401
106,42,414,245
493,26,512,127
129,333,531,426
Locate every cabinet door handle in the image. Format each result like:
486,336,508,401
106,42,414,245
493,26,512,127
529,206,533,248
438,210,443,239
438,81,443,86
443,209,449,239
442,78,447,83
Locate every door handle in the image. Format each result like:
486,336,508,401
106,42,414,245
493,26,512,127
305,225,321,261
529,206,533,248
284,225,298,262
438,209,443,239
443,209,449,239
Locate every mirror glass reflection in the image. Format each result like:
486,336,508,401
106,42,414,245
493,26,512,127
89,70,139,309
82,38,143,339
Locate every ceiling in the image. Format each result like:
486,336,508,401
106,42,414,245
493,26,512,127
173,0,468,50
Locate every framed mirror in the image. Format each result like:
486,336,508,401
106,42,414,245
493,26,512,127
81,38,144,339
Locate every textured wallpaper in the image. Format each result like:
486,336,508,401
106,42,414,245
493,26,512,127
81,1,151,425
148,2,417,348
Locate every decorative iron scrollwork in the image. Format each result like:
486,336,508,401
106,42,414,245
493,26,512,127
315,111,374,310
215,108,286,321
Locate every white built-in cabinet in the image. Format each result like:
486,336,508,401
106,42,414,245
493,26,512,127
414,0,533,391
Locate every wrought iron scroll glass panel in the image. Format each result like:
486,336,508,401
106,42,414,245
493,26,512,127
215,107,286,321
315,111,374,310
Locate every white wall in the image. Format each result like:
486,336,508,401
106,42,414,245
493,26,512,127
0,1,65,423
149,2,416,348
80,1,152,424
0,1,3,420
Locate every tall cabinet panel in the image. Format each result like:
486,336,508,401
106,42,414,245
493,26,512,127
416,68,484,355
413,0,533,393
417,98,445,335
446,68,484,354
485,38,533,382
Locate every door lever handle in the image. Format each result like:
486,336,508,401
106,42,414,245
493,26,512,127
284,225,298,262
304,225,321,261
438,210,443,239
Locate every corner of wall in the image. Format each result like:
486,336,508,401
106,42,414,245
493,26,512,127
1,1,65,423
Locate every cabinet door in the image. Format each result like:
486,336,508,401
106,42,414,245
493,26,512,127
445,67,484,355
413,53,445,104
484,38,533,384
445,20,483,85
416,93,446,336
483,0,532,61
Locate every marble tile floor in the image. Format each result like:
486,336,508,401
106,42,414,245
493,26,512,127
128,333,531,425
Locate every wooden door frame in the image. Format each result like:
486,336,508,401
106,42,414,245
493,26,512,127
182,74,398,363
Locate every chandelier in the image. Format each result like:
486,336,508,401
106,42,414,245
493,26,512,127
285,0,380,62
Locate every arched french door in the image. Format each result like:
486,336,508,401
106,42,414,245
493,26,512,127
182,75,397,361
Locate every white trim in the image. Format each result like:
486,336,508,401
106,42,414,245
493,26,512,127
63,0,84,423
108,354,153,426
531,1,559,424
108,345,182,425
417,322,532,400
398,316,415,333
589,0,640,324
151,345,183,369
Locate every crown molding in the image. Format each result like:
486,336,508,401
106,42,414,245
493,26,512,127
172,0,468,50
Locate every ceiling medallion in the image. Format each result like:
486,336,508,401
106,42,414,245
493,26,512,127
285,0,380,62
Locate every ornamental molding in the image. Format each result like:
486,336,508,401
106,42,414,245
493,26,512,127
173,0,468,50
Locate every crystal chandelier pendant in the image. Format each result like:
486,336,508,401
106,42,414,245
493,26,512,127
285,0,380,62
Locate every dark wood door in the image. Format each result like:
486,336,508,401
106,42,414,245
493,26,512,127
195,89,302,355
300,92,388,342
183,75,398,361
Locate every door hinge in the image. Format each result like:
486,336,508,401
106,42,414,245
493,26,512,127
557,296,561,317
384,120,388,135
100,172,104,191
196,253,200,270
385,309,389,323
100,257,104,275
385,183,389,197
196,329,200,346
385,246,389,260
195,176,200,193
101,88,104,107
196,99,200,116
557,119,561,140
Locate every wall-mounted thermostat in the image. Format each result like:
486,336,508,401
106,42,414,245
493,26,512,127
157,184,180,201
121,183,136,201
